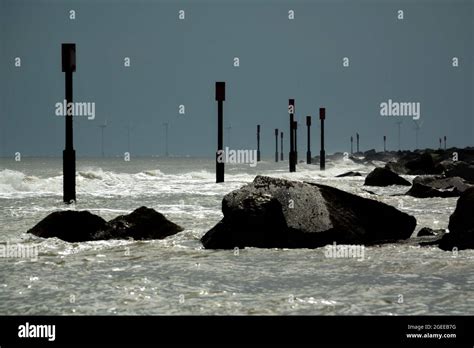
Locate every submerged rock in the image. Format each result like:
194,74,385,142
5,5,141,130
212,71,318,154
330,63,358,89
402,228,447,247
28,206,183,242
406,176,471,198
336,171,362,178
364,167,411,187
201,175,416,249
417,227,445,237
439,187,474,251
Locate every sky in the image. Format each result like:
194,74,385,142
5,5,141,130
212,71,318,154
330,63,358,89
0,0,473,157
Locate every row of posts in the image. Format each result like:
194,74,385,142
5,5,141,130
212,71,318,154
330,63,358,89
215,86,327,183
60,45,327,201
62,45,447,203
349,135,447,154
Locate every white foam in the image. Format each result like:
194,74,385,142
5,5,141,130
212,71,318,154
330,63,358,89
0,159,370,199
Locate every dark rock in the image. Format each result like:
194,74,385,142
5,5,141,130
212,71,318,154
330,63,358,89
363,151,399,163
201,195,288,249
364,167,411,187
27,210,107,243
385,161,408,175
404,153,440,174
348,155,367,165
201,175,416,249
382,228,446,247
364,149,377,156
100,206,184,240
386,152,442,175
417,227,445,237
439,187,474,250
28,206,183,242
336,171,362,178
442,161,474,183
406,176,472,198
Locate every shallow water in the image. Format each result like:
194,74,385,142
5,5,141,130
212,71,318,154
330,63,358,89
0,157,472,315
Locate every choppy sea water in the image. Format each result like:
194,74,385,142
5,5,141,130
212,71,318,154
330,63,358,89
0,157,473,315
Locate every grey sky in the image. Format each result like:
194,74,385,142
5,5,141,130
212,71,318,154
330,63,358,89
1,0,473,157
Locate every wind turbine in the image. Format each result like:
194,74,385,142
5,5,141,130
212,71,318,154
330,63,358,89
412,119,423,150
395,120,403,151
125,120,138,154
162,122,169,157
99,120,107,157
225,123,232,147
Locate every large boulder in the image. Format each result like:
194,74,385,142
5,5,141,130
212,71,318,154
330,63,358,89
364,167,411,187
27,210,108,243
201,176,416,249
28,206,183,242
406,176,472,198
439,187,474,250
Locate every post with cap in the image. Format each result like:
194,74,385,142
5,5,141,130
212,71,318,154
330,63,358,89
320,108,326,170
280,131,284,161
383,135,387,152
257,125,261,162
61,43,76,204
306,116,312,164
288,99,296,172
215,82,225,183
275,129,279,162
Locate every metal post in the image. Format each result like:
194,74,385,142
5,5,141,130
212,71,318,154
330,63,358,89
215,82,225,183
320,108,326,170
275,129,279,162
61,43,76,204
289,99,296,172
306,116,311,164
280,132,284,161
257,125,261,162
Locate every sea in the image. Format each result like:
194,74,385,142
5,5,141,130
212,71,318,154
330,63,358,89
0,157,472,315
